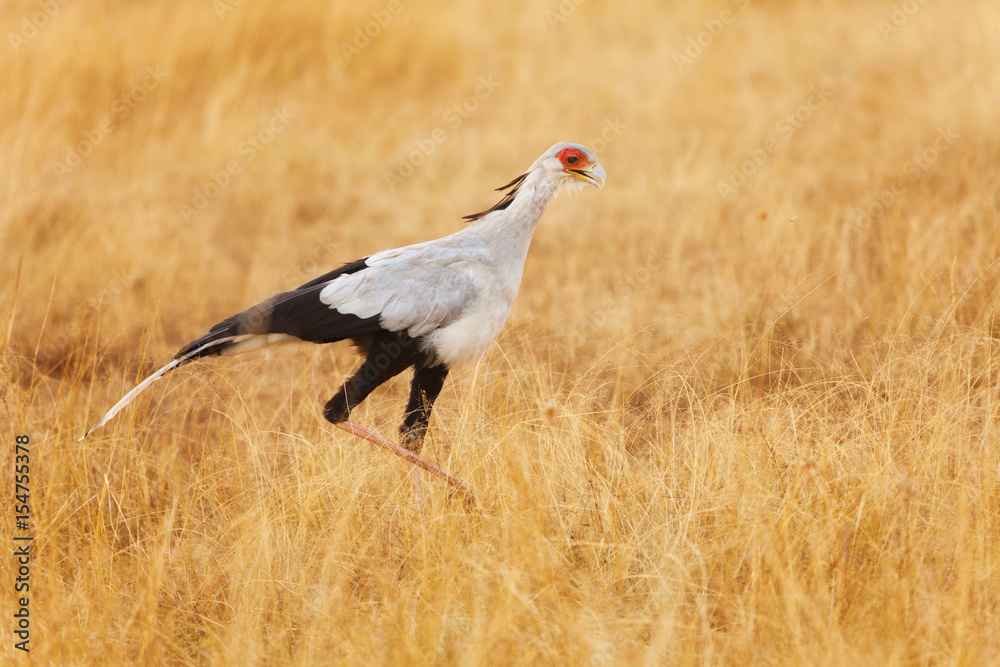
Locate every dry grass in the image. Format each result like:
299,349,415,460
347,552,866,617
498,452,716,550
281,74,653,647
3,0,1000,664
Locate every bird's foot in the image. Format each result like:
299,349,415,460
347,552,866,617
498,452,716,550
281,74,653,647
335,420,476,507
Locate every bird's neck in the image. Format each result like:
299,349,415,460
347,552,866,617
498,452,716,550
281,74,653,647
468,171,561,260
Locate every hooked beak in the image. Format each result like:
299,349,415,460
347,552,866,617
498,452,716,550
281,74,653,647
566,163,607,189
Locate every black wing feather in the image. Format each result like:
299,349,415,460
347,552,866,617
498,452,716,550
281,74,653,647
176,257,383,360
295,256,369,290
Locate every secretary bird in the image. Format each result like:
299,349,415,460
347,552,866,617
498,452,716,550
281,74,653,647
81,142,606,506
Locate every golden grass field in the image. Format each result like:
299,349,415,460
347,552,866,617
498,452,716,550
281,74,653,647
3,0,1000,663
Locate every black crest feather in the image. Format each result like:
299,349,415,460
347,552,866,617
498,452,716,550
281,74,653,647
462,172,528,222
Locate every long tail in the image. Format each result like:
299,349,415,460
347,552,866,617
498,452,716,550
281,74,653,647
80,257,386,441
79,335,248,441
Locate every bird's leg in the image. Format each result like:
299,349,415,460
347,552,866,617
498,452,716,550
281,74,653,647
396,364,475,505
325,346,474,506
336,421,432,507
399,364,450,452
409,466,426,515
322,345,412,427
333,420,474,503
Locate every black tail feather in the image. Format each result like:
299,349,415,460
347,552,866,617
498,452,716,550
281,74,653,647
176,284,385,360
175,314,242,359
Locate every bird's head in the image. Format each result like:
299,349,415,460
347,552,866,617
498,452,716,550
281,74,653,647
462,142,606,222
536,142,607,190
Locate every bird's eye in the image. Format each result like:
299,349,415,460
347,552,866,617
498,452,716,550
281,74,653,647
566,155,579,165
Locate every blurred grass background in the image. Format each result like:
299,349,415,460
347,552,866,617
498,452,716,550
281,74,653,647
2,0,1000,664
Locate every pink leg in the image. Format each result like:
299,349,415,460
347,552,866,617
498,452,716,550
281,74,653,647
409,466,426,514
335,420,476,506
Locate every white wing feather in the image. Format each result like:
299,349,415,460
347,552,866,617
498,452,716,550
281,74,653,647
319,244,480,337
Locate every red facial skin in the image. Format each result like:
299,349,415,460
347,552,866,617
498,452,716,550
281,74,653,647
556,147,591,170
